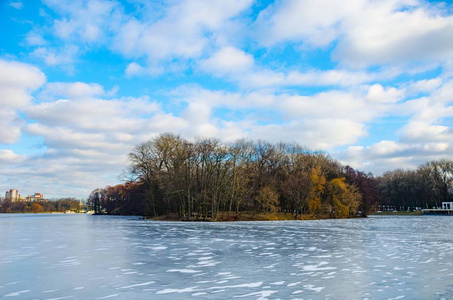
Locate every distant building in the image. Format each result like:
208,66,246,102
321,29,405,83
5,189,20,202
422,202,453,215
442,202,453,210
26,193,44,202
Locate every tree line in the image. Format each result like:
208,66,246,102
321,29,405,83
377,160,453,211
88,133,380,219
0,198,83,213
88,134,453,219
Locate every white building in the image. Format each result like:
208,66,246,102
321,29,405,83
442,202,453,210
26,193,44,202
5,189,20,202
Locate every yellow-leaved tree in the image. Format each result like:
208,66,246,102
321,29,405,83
328,178,362,218
307,166,326,215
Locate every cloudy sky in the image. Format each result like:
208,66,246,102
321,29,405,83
1,0,453,198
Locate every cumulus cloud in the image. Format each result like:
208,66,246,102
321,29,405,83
254,0,356,47
111,0,253,71
26,0,453,77
200,47,254,75
170,84,407,149
398,79,453,142
336,78,453,174
44,0,120,43
337,140,453,175
24,0,122,73
248,119,366,149
12,87,206,197
0,59,46,143
199,52,414,89
0,150,27,164
31,45,79,73
403,78,443,96
39,82,110,100
13,97,161,197
125,62,144,77
335,2,453,67
26,95,162,136
255,0,453,68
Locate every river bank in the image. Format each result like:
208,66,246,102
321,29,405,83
370,211,423,216
146,211,351,222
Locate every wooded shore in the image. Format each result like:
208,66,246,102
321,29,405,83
87,133,453,221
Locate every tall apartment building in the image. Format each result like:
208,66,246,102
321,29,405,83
5,189,20,202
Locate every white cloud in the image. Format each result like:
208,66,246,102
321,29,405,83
0,59,46,143
404,78,443,96
250,119,366,149
334,2,453,67
112,0,253,71
31,45,79,72
402,121,452,143
366,84,403,103
22,0,123,74
337,140,453,175
40,82,107,100
200,47,254,75
7,92,171,197
397,79,453,144
0,110,23,145
125,62,144,77
200,53,416,90
45,0,120,43
336,77,453,173
0,150,27,164
0,60,46,97
25,31,46,46
255,0,453,68
26,97,160,132
255,0,358,47
9,1,23,9
279,86,401,122
171,84,405,149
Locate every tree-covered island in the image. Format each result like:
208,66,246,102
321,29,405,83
87,133,453,221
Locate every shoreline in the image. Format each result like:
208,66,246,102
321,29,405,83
370,211,423,216
145,212,364,222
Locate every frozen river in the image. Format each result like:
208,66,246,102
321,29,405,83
1,214,453,299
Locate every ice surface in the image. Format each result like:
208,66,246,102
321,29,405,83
118,281,155,289
3,290,30,297
2,214,453,299
96,294,119,299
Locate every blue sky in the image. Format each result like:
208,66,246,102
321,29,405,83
1,0,453,198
